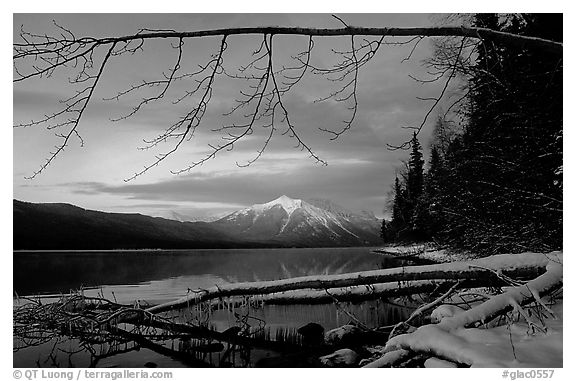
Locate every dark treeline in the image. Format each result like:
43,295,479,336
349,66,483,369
381,14,562,255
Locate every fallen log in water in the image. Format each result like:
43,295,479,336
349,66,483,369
242,279,491,305
147,252,551,314
175,279,487,309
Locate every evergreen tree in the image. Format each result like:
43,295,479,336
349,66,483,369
380,219,386,242
389,176,407,241
420,146,444,238
426,146,442,198
406,132,425,240
380,219,393,242
433,13,562,254
407,132,425,205
382,13,561,253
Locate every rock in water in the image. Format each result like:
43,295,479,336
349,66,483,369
297,322,325,345
324,324,363,347
320,349,359,367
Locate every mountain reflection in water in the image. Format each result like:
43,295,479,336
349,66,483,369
13,247,416,367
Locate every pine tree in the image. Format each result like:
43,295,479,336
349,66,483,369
390,176,406,241
407,132,425,204
426,146,442,197
380,219,392,242
433,13,562,254
383,13,562,252
419,146,444,238
406,132,425,240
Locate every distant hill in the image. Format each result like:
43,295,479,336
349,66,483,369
13,200,246,250
13,197,382,250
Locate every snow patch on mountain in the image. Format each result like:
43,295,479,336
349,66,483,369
214,195,381,246
254,195,302,217
300,202,359,238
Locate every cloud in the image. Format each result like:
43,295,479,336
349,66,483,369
59,155,395,216
14,13,446,219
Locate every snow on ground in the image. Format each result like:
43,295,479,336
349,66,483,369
365,297,563,368
425,299,562,367
373,244,478,263
366,251,563,368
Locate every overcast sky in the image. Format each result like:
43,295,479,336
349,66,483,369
13,13,460,219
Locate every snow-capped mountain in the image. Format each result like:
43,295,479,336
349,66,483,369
211,195,382,247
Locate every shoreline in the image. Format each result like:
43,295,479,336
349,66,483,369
13,246,384,254
372,244,476,263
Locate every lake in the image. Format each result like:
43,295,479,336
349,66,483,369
13,247,416,367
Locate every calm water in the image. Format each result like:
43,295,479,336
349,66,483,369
13,247,415,367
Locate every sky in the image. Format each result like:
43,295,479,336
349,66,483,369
13,13,462,219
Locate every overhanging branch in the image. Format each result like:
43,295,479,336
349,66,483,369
64,26,561,55
14,23,561,180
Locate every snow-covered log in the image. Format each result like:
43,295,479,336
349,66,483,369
378,252,562,367
362,349,413,368
148,252,550,313
437,252,561,330
424,357,459,368
249,280,468,305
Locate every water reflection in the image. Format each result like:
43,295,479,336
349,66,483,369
13,247,414,367
14,247,407,304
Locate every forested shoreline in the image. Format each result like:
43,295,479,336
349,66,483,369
381,14,562,256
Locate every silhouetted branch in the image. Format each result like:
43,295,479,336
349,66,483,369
14,22,562,179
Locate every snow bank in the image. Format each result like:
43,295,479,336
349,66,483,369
373,244,476,263
381,252,562,368
386,299,562,367
430,304,465,323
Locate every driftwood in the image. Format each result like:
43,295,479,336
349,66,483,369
148,253,550,313
13,292,315,367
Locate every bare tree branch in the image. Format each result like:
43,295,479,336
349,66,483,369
14,22,561,179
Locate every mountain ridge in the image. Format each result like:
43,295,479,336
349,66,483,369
13,200,249,250
13,196,382,250
212,195,382,247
